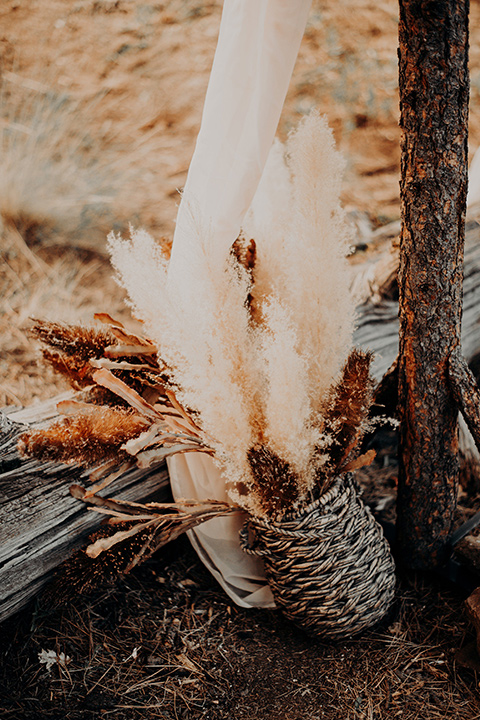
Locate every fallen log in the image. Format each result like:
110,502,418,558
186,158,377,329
352,217,480,380
1,217,480,623
0,396,169,623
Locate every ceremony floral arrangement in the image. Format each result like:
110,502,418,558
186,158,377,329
20,114,395,637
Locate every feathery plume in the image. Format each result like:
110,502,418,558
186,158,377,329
40,348,94,389
281,112,354,408
322,348,375,475
30,320,116,360
19,406,149,466
246,445,300,518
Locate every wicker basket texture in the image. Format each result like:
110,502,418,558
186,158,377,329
241,474,396,640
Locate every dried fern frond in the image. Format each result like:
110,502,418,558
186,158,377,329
30,319,116,360
18,406,149,466
70,484,238,560
321,348,375,475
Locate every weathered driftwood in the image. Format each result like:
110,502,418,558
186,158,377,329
1,218,480,622
0,396,169,623
352,218,480,380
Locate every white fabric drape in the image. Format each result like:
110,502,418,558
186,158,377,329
168,0,312,295
167,0,312,608
168,454,274,607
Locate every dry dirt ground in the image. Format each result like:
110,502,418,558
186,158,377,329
2,1,480,718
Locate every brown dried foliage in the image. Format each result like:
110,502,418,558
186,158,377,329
41,348,95,389
19,406,149,466
322,348,375,475
30,319,116,360
114,368,170,403
231,236,261,322
41,522,157,606
76,384,128,407
231,236,256,275
25,319,375,521
34,318,168,398
247,444,300,517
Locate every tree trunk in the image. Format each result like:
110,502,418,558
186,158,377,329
396,0,470,567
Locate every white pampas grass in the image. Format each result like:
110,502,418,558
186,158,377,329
241,139,292,304
108,220,260,487
260,298,319,485
281,112,354,408
243,112,353,410
108,112,356,516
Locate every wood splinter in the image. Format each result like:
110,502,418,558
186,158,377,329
448,347,480,455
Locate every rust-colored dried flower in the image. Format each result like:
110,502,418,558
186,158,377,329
247,444,300,517
19,406,149,466
322,348,375,474
30,319,116,360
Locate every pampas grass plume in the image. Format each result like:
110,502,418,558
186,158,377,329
108,224,260,484
108,112,363,518
19,406,149,466
282,112,354,408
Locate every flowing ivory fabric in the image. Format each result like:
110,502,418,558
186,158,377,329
167,0,312,608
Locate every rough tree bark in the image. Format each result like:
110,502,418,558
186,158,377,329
397,0,470,567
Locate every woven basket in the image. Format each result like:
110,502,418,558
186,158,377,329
240,474,396,640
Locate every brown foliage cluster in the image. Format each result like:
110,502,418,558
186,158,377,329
242,349,376,513
40,348,96,389
247,444,301,517
21,314,375,533
19,406,149,465
322,348,375,475
30,319,169,397
31,320,116,390
20,316,212,482
30,320,116,361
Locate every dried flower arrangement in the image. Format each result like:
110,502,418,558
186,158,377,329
20,114,395,636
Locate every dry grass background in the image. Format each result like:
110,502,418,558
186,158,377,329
2,0,480,718
1,0,480,408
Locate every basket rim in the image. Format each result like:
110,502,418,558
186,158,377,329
245,472,356,532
